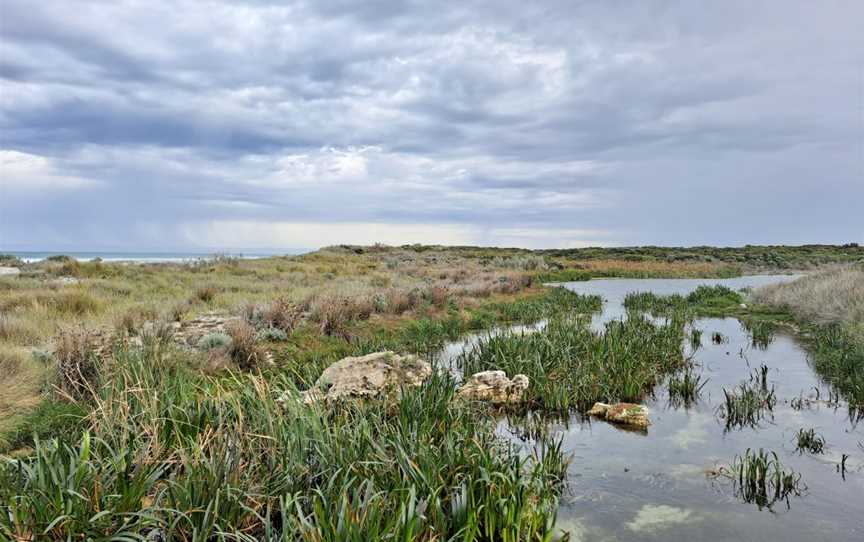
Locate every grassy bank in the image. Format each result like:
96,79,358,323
750,266,864,406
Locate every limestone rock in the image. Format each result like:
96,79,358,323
298,351,431,405
0,266,21,277
456,370,529,405
587,402,650,429
173,313,240,347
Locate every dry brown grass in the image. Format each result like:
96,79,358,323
570,259,736,278
225,321,265,370
0,346,46,437
752,265,864,327
54,327,99,400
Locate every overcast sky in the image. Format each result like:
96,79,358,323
1,0,862,251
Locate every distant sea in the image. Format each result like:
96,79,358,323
3,250,307,263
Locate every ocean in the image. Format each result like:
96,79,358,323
3,250,307,263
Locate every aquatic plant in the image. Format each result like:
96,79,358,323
0,349,570,540
624,285,743,317
794,428,825,454
458,311,687,411
667,368,708,408
689,328,703,351
719,366,776,430
726,448,804,510
741,319,777,349
806,324,864,407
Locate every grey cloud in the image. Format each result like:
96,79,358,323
1,0,862,250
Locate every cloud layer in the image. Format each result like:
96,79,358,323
1,0,862,250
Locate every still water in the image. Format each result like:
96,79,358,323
447,276,864,541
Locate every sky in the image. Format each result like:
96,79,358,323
1,0,862,252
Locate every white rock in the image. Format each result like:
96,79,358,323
456,370,530,405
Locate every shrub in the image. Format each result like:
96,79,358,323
255,297,302,333
114,305,158,336
194,285,218,303
225,321,264,369
257,327,289,342
197,332,232,350
54,327,100,400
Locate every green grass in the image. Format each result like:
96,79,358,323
535,269,592,283
794,428,825,454
740,319,777,350
624,285,744,318
719,366,777,430
667,367,708,408
726,448,803,510
802,324,864,408
0,348,570,540
457,311,688,412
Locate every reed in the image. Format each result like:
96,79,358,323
0,349,570,540
794,428,825,454
667,367,708,408
458,311,688,411
719,366,776,430
726,448,803,510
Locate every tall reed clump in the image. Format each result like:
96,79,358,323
718,365,777,430
458,311,687,412
0,348,570,540
724,448,803,510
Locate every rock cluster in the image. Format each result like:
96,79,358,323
297,351,432,405
587,402,651,429
455,370,529,405
172,313,240,347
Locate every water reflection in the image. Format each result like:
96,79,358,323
442,275,864,541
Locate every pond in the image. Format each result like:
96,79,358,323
446,276,864,541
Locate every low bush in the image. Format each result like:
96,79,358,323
54,327,100,400
197,332,232,350
225,321,265,369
